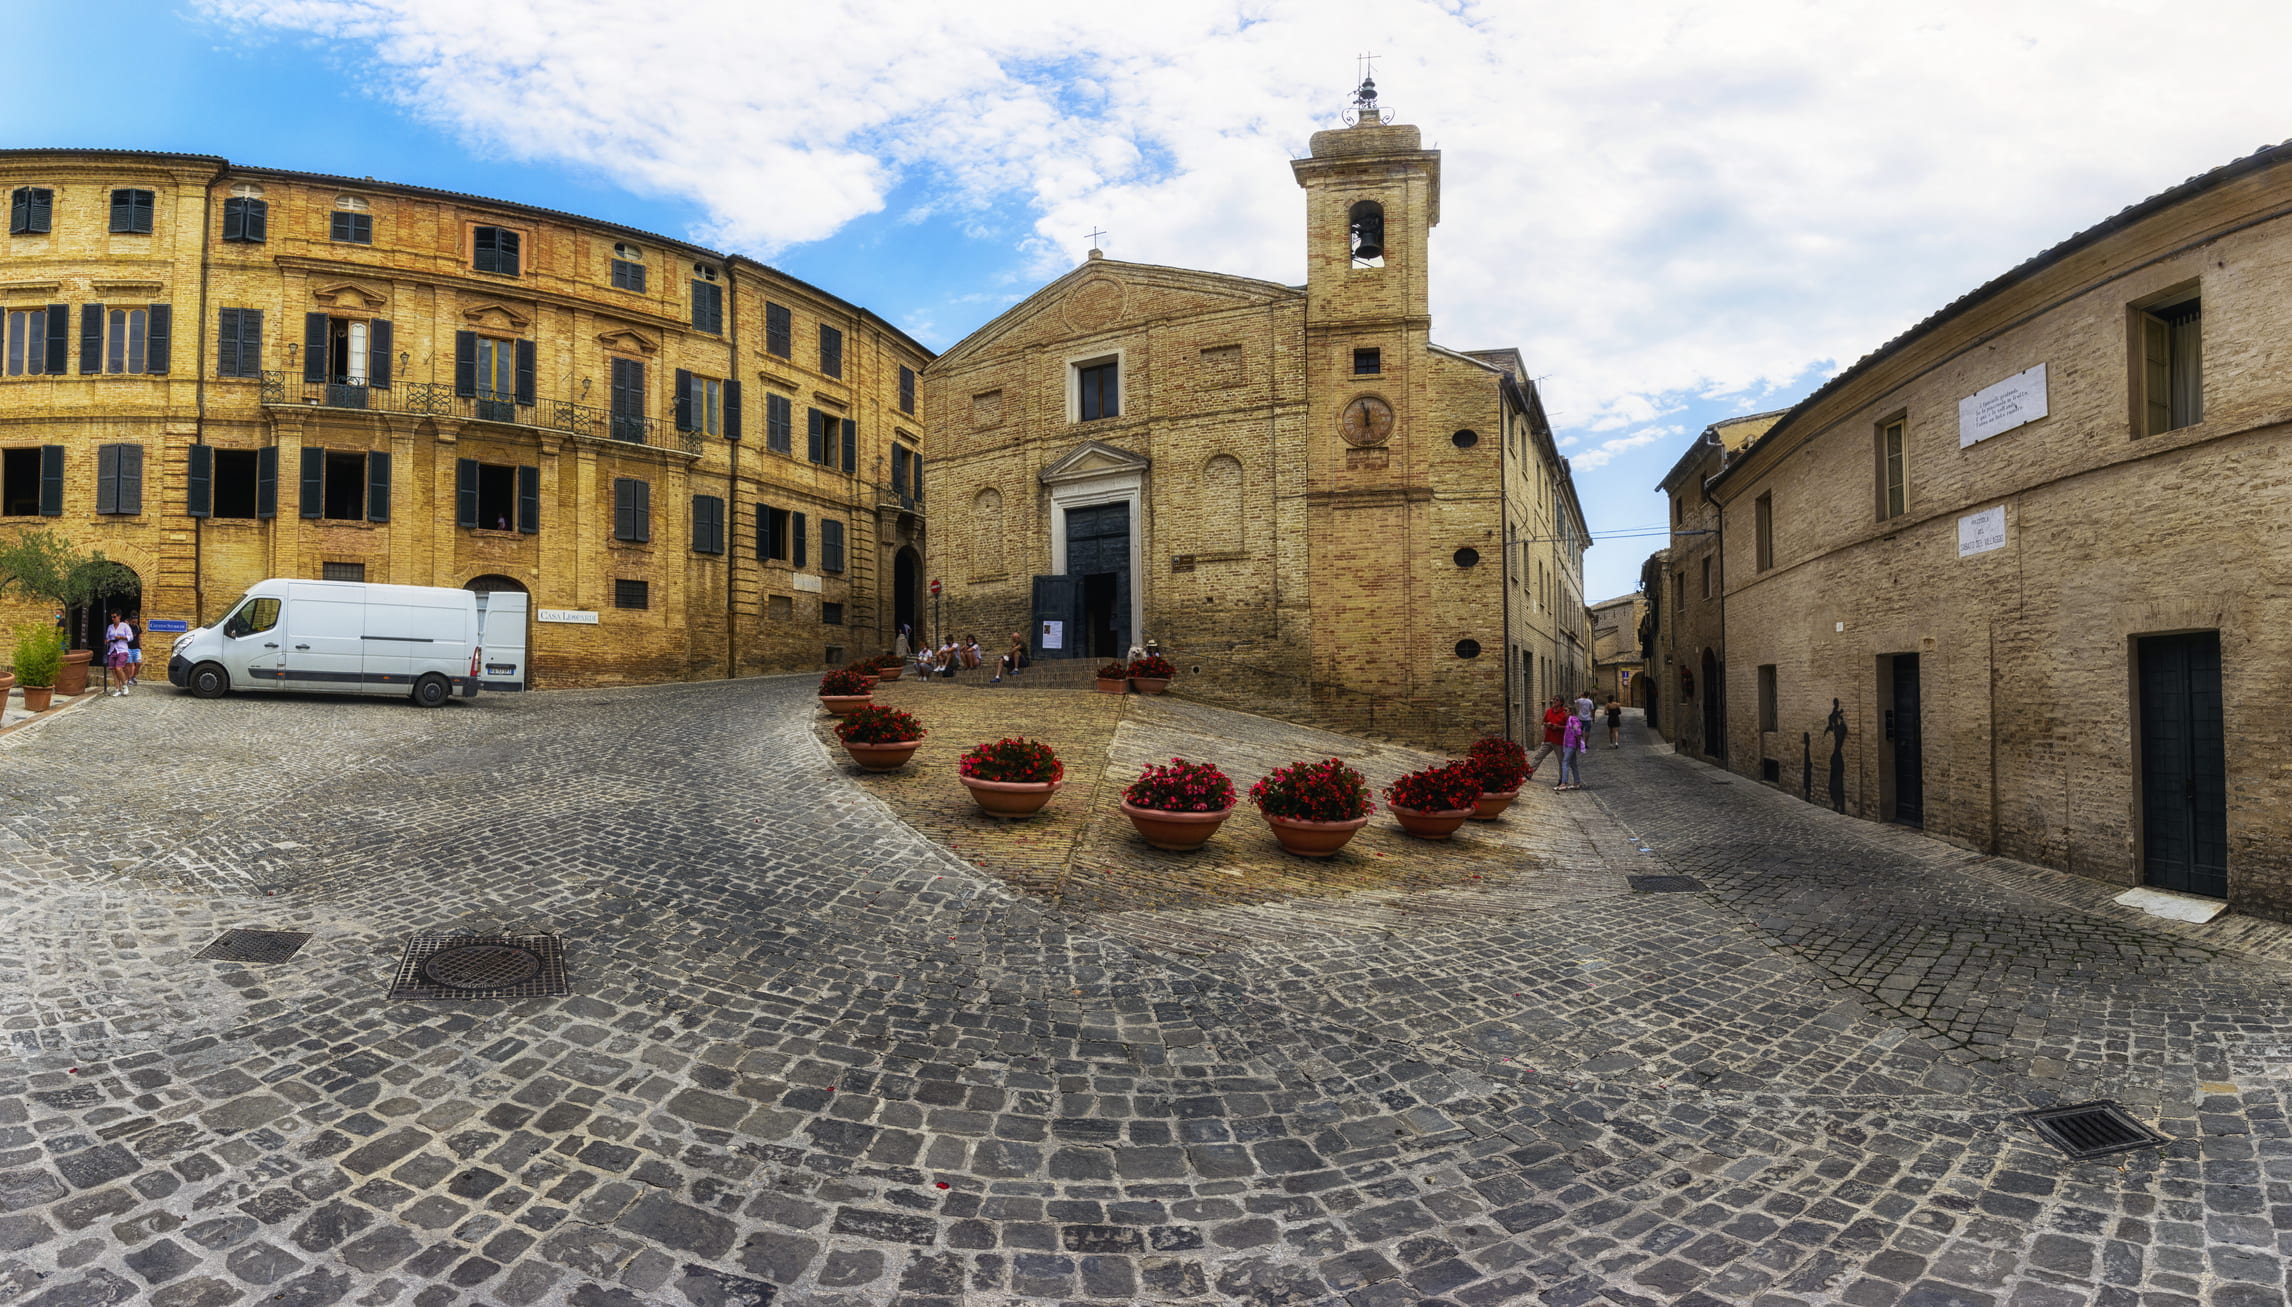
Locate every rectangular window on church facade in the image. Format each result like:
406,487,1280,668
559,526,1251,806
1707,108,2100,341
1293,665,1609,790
1353,347,1381,375
1076,359,1118,421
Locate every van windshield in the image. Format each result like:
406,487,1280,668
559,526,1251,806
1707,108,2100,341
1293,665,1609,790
222,596,281,639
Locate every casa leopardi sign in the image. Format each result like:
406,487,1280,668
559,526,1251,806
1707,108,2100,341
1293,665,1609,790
537,609,600,624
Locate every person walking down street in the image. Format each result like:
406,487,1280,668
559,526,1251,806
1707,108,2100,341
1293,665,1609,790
1574,690,1596,730
125,615,144,688
1558,711,1588,789
1605,696,1623,747
1527,697,1569,781
103,611,133,696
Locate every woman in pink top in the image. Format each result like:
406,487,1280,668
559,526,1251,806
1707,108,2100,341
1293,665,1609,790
1557,712,1587,789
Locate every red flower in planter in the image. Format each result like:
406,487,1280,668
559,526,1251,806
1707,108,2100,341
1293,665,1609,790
819,669,873,696
836,706,924,745
1097,663,1129,680
1127,654,1175,679
1250,758,1372,822
1123,758,1237,813
1385,761,1486,812
1465,737,1530,791
959,737,1064,784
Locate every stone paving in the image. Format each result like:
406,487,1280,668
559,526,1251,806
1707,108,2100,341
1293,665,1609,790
0,682,2287,1305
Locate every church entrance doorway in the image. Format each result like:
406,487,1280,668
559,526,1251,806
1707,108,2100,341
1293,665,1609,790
894,548,920,644
1065,502,1130,659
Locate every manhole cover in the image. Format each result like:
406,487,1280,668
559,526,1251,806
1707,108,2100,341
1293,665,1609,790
389,933,567,1001
1628,875,1706,893
2018,1101,2165,1159
195,929,313,965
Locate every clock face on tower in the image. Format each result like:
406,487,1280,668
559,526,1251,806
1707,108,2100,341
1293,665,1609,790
1339,395,1396,448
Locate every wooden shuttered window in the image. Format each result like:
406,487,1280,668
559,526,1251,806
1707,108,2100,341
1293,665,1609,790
899,365,916,414
518,465,540,534
691,279,723,333
818,324,843,377
305,312,331,383
222,197,267,243
300,448,325,519
613,477,651,542
95,443,144,515
675,368,693,432
806,408,827,464
79,304,103,374
1754,492,1774,572
793,512,807,568
366,450,390,523
367,318,390,389
473,226,521,276
38,445,64,517
186,444,212,518
765,394,792,453
43,304,66,375
840,418,856,474
821,518,845,573
217,308,263,378
764,303,791,358
724,380,742,441
691,494,726,554
609,357,644,441
756,504,787,561
109,189,154,234
456,458,479,527
330,212,373,244
255,446,277,518
9,187,52,235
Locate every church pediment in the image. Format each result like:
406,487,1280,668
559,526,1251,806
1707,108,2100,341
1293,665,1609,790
595,324,659,356
1041,441,1150,485
935,258,1300,370
461,300,534,333
312,280,388,311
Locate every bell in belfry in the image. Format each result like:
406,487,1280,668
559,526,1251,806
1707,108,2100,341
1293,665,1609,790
1349,200,1385,262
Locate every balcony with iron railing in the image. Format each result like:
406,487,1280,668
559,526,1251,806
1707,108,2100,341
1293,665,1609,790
259,373,701,456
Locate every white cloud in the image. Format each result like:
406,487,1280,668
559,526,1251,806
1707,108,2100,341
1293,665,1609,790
196,0,2292,473
1570,426,1680,472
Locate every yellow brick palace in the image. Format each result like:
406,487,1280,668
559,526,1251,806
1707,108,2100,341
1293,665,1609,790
0,149,929,686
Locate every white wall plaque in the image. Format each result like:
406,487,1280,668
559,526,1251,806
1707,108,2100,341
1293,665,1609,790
1958,363,2048,448
537,609,600,624
1957,506,2008,557
1040,620,1064,650
792,573,822,593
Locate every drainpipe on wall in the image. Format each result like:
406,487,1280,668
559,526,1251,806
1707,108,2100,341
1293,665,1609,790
190,161,227,623
724,260,741,680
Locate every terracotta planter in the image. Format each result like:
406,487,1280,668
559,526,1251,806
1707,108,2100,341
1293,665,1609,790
960,775,1062,818
0,672,12,695
1129,676,1171,695
1120,801,1232,851
1390,803,1475,840
1470,789,1520,821
860,676,878,691
842,739,922,772
874,664,904,681
1095,678,1127,694
19,685,53,713
819,693,873,717
57,650,91,697
1263,813,1370,858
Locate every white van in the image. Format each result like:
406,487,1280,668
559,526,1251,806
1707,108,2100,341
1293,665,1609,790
166,579,528,707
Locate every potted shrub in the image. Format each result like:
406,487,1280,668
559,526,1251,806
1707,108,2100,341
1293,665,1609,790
818,668,874,717
11,624,62,714
1466,737,1531,820
958,737,1064,818
1127,653,1175,695
842,660,880,690
837,705,925,771
1386,760,1485,840
1095,663,1128,694
0,529,134,697
873,652,906,682
1250,758,1373,858
1120,758,1237,851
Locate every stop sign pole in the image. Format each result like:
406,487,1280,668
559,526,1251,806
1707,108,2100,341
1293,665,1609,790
930,578,942,648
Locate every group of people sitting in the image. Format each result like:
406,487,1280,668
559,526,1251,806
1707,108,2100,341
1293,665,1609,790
893,628,1036,682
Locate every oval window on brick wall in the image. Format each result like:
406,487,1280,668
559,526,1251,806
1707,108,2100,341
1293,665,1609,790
1452,429,1479,448
1453,547,1479,568
1455,639,1481,659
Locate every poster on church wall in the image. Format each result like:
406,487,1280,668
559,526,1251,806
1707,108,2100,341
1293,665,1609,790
1040,620,1064,650
1958,363,2048,447
1958,505,2008,557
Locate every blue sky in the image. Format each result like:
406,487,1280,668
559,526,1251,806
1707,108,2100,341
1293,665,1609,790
15,2,2290,605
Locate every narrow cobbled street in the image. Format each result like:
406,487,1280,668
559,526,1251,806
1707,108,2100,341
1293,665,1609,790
0,680,2280,1306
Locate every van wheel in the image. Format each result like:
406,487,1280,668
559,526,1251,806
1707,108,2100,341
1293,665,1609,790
412,674,451,708
189,663,230,699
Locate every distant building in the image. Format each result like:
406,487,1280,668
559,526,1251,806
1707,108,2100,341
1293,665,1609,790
921,82,1587,747
1587,591,1647,706
1649,411,1784,761
1701,139,2292,919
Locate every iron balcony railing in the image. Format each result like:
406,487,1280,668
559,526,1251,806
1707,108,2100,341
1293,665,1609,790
259,373,700,456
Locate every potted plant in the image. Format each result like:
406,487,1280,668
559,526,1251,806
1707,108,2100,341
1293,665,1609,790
1250,758,1373,858
11,624,62,714
1127,653,1175,695
1466,737,1531,820
1095,663,1128,694
842,660,880,690
837,705,925,771
0,529,136,698
1386,760,1485,840
818,668,874,716
873,652,906,682
957,737,1064,818
1119,758,1237,851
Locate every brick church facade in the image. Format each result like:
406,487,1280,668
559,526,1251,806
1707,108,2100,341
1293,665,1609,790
922,86,1588,747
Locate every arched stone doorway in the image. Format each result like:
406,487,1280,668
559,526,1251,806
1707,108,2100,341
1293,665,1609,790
465,574,526,595
1701,648,1725,763
66,565,142,657
894,547,920,645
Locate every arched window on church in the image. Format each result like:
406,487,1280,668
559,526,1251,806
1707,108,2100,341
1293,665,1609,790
972,487,1004,576
1201,455,1243,554
1348,200,1385,267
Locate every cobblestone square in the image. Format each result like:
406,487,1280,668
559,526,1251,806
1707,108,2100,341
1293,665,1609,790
0,681,2287,1306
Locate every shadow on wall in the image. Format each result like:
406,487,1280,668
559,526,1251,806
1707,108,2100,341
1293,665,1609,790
1156,651,1503,750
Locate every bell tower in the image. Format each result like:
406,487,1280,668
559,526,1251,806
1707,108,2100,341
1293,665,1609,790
1291,76,1441,329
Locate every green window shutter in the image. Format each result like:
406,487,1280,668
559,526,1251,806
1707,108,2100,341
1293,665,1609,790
454,330,477,397
457,458,479,528
304,313,329,383
367,319,391,389
118,444,143,516
240,308,263,376
80,304,104,375
256,446,277,518
43,304,66,375
222,197,247,242
793,512,806,568
97,444,120,515
514,338,536,406
244,198,268,242
217,307,241,377
724,380,742,441
145,304,170,374
517,465,540,534
299,447,324,518
39,445,64,517
366,450,390,523
840,418,856,474
7,188,25,234
614,478,635,541
807,408,825,463
186,444,212,518
635,479,651,543
674,368,693,431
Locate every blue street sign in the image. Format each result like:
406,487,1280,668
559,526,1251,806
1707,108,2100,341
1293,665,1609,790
148,620,190,633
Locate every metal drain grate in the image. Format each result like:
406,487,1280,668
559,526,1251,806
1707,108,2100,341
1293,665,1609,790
389,933,568,1001
1628,875,1707,893
195,929,313,964
2018,1101,2166,1159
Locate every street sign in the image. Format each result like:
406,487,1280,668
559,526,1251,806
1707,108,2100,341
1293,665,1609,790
930,578,942,596
148,619,189,633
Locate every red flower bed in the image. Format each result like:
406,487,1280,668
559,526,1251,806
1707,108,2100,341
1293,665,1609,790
1127,654,1176,679
1385,760,1485,812
1097,663,1129,680
818,669,873,696
836,706,924,745
1466,737,1530,791
873,652,906,670
959,737,1064,784
1123,758,1236,813
1250,758,1372,822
